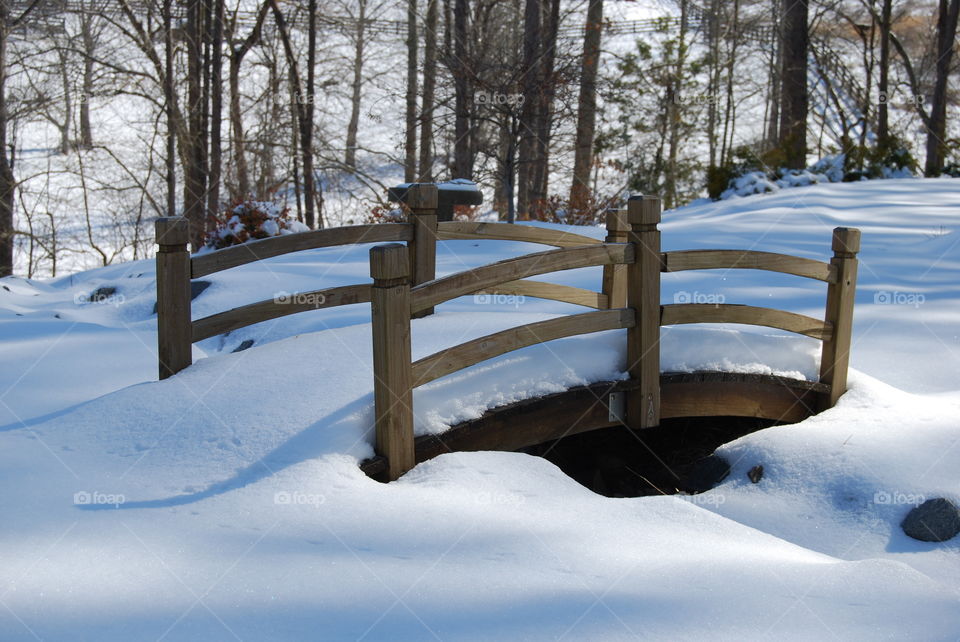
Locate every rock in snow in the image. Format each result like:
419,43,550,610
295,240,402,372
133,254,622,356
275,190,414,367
901,498,960,542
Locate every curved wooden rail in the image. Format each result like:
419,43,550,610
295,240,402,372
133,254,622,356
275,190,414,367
411,243,633,314
472,279,608,309
661,303,832,340
192,284,371,341
191,223,413,278
437,221,601,247
412,308,634,387
360,374,829,478
663,249,836,283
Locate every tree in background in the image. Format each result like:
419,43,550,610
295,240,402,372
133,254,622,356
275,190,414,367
779,0,809,168
0,0,41,277
569,0,602,215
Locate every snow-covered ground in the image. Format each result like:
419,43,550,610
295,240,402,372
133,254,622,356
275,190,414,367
1,179,959,639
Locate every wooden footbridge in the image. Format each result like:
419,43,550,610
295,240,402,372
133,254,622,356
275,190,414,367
155,185,860,481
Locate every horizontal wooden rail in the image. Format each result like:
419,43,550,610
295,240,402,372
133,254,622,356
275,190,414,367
191,223,414,278
472,279,608,309
411,308,635,387
437,221,601,247
661,303,832,340
192,284,371,342
663,249,836,282
411,243,633,314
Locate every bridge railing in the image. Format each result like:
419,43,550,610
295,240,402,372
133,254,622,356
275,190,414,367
154,184,628,379
369,195,859,480
659,225,860,410
155,188,859,482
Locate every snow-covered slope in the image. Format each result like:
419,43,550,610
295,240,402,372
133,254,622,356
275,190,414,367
1,179,959,639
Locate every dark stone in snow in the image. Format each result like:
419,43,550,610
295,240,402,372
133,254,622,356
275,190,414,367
684,455,730,493
747,465,764,483
89,286,116,302
191,280,212,300
151,280,211,314
232,339,255,353
2,285,9,291
901,498,960,542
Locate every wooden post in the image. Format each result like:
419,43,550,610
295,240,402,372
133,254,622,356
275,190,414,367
626,195,661,429
370,244,415,480
819,227,860,408
155,217,193,380
601,208,628,309
404,183,439,318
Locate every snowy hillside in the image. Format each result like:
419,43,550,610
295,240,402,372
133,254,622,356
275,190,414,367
1,178,959,639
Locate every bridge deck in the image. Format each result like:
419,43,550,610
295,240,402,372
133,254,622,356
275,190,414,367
361,372,828,479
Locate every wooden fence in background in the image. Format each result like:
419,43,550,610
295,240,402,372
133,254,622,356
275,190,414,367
155,187,860,480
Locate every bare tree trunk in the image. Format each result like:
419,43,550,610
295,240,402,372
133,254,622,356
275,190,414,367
184,0,209,249
0,3,13,276
163,0,176,217
925,0,960,176
765,0,780,150
778,0,808,169
721,0,741,165
405,0,417,182
705,0,721,167
0,0,40,275
529,0,559,212
345,0,366,169
417,0,437,181
876,0,891,145
79,9,95,149
452,0,472,179
227,1,268,200
516,0,541,218
56,46,71,155
207,0,224,227
664,0,691,209
569,0,602,213
271,0,319,228
306,0,322,227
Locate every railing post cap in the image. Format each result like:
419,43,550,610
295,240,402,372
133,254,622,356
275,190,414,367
404,183,439,210
370,243,410,280
627,195,661,226
832,227,861,254
155,217,190,245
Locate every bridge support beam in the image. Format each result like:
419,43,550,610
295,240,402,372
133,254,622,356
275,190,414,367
626,195,661,429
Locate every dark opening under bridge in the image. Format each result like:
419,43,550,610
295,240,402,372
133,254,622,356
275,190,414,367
155,185,860,481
